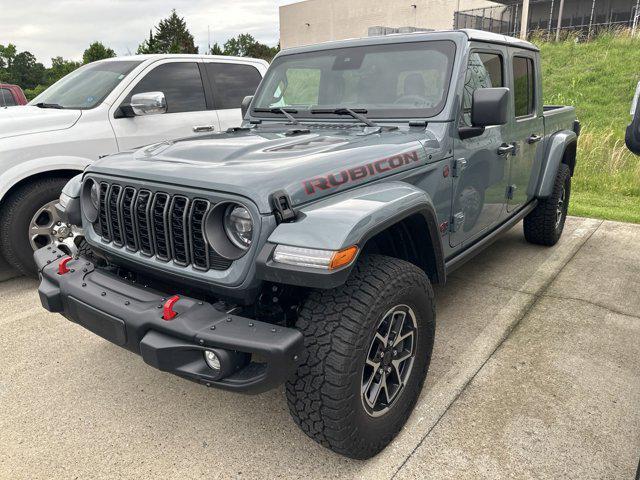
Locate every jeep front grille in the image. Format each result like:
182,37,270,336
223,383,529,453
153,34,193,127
94,182,232,271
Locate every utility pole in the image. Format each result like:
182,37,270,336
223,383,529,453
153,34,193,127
555,0,565,41
520,0,530,40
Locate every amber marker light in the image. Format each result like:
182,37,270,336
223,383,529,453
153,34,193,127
273,245,359,270
329,246,359,270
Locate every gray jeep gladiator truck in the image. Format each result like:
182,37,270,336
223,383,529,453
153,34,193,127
35,29,579,459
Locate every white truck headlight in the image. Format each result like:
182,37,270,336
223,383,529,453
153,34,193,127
273,245,358,270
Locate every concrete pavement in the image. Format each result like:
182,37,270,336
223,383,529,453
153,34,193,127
0,217,638,479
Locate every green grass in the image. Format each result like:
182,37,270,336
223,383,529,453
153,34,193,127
536,31,640,223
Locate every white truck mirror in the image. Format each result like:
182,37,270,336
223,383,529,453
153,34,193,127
130,91,167,116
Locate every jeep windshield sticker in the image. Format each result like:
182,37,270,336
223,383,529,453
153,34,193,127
303,150,422,195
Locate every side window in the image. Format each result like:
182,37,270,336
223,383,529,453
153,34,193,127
126,62,206,114
0,88,17,106
513,56,535,118
460,52,503,127
205,63,262,109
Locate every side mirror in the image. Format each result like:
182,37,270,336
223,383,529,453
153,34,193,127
626,81,640,155
130,92,167,116
241,95,253,119
460,87,510,140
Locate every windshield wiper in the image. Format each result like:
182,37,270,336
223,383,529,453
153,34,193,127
310,107,377,127
35,102,64,109
253,107,300,125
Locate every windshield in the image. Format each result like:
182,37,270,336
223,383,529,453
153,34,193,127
30,60,142,109
252,40,456,119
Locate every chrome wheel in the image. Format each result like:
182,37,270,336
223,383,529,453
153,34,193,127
29,200,82,255
361,304,418,417
555,185,566,229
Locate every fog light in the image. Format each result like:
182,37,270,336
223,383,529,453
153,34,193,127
204,350,221,370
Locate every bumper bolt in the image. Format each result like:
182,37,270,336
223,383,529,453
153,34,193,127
199,339,205,345
157,305,162,309
125,301,130,306
248,322,254,327
226,316,232,322
82,283,86,287
271,328,277,332
210,325,216,330
101,292,106,296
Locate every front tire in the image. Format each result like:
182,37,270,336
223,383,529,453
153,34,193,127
523,163,571,246
0,177,73,275
286,255,435,459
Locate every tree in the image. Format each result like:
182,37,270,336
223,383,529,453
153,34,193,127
208,42,224,55
223,34,279,61
138,10,198,54
10,51,47,89
0,43,17,70
82,41,116,64
137,30,158,54
49,56,81,83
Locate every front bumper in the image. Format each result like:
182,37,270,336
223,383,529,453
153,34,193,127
35,247,304,394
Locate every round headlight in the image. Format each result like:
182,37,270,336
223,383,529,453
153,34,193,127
223,204,253,249
90,181,100,211
81,178,100,223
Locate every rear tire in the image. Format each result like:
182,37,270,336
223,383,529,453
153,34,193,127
524,163,571,246
285,255,435,459
0,177,71,275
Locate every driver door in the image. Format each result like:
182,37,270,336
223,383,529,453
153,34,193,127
109,60,219,151
451,46,509,247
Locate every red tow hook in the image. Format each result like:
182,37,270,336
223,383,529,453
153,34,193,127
162,295,180,321
58,257,72,275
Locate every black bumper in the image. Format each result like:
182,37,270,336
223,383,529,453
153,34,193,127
35,247,304,394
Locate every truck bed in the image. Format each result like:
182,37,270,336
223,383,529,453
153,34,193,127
543,105,578,136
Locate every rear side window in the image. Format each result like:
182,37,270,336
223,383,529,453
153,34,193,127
460,52,503,127
0,88,17,106
205,63,262,109
513,56,535,117
127,62,206,113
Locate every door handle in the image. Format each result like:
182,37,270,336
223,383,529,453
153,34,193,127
527,134,542,144
497,143,516,156
193,125,215,133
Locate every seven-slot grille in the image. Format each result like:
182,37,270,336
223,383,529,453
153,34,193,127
93,181,232,271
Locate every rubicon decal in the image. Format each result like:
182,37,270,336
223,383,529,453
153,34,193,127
303,150,421,195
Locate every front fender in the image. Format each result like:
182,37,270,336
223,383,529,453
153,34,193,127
257,181,445,289
536,130,576,198
0,156,90,203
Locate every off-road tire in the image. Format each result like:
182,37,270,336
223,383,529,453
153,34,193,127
285,255,435,459
523,163,571,246
0,177,70,275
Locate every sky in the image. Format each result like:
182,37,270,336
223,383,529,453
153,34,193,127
0,0,299,66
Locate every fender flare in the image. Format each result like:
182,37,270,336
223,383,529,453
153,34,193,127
256,182,446,289
0,156,90,204
536,130,577,199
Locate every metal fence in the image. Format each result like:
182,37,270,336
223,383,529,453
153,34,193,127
454,0,640,40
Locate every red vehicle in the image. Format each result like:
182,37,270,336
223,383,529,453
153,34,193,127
0,83,27,107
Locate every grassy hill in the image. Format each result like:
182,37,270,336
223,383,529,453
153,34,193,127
536,32,640,223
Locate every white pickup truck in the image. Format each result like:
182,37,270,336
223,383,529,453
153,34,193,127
0,54,268,274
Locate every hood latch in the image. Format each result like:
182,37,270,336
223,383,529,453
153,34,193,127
271,190,296,224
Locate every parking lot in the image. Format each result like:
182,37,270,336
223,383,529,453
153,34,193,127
1,217,638,479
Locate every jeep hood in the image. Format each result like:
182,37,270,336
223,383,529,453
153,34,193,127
0,105,82,139
87,124,448,213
